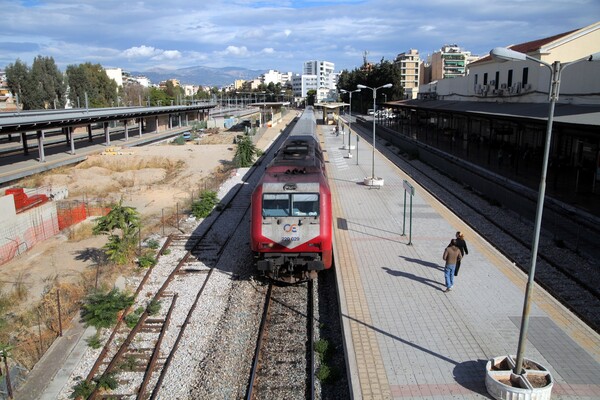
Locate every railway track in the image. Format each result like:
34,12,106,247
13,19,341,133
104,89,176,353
79,115,301,399
359,125,600,332
247,281,316,400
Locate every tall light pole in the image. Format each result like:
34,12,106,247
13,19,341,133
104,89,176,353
489,47,600,377
357,83,392,185
340,89,360,158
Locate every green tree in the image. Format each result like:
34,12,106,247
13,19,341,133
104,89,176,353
306,89,317,106
93,200,140,264
5,59,30,108
234,135,258,167
5,56,66,110
164,80,184,102
337,58,404,113
65,62,118,108
148,87,170,106
31,56,68,109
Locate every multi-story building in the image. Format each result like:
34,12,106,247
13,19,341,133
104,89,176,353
105,67,124,87
394,49,421,99
421,22,600,104
303,60,336,101
292,73,318,98
428,45,471,82
0,69,17,111
131,76,151,87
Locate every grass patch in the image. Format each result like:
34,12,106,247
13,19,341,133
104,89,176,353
67,222,95,241
314,338,341,383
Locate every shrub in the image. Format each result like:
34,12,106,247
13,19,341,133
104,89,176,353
146,239,160,249
70,377,95,399
95,372,118,391
191,191,219,219
81,288,134,329
234,135,257,167
314,339,329,358
138,253,157,269
172,136,186,145
85,332,103,349
119,355,138,372
316,363,331,382
124,306,144,329
147,299,161,316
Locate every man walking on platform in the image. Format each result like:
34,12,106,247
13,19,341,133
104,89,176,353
454,231,468,276
443,239,462,292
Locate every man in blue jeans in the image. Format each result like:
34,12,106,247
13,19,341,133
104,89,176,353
443,239,462,292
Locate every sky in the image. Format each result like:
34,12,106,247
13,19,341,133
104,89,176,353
1,0,599,75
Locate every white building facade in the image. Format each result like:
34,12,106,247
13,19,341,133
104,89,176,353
303,60,336,102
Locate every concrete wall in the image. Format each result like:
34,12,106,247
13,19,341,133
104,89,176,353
0,201,59,266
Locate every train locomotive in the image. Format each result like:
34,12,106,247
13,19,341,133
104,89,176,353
250,107,333,283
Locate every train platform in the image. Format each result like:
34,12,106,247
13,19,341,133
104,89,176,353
320,123,600,399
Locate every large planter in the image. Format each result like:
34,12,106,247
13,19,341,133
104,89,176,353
485,355,553,400
364,177,384,187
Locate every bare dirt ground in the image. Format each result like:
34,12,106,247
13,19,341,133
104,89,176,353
0,130,241,311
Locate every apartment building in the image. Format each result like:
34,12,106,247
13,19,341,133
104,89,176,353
394,49,421,99
105,67,124,87
424,21,600,104
303,60,336,101
260,70,293,87
292,73,318,98
0,70,17,111
428,45,472,82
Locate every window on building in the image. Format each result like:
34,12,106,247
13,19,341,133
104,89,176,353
508,70,513,87
522,67,529,85
474,74,478,85
483,73,488,85
495,71,500,89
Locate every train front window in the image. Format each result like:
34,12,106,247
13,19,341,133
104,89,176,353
291,193,319,216
262,194,290,217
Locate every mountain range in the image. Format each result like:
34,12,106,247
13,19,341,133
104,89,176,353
131,65,268,87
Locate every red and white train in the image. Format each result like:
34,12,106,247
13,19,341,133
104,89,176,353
250,107,333,282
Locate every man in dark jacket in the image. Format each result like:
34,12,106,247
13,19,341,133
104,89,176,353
454,231,469,276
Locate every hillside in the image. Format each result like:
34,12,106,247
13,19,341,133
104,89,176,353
131,65,267,87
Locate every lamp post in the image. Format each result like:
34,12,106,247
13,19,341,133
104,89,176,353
340,89,360,158
357,83,392,186
489,47,600,377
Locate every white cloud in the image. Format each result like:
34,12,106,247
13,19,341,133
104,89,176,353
155,50,182,60
122,45,159,58
221,45,250,57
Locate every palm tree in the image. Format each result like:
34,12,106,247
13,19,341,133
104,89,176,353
93,199,140,264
